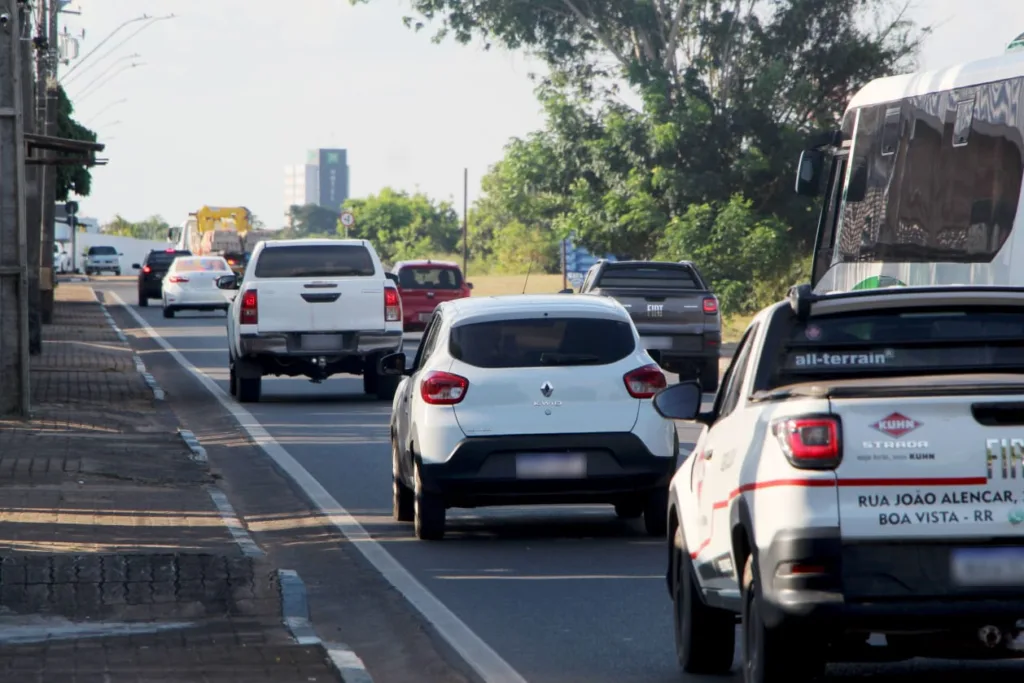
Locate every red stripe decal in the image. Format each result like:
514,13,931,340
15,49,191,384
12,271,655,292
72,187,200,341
688,476,988,560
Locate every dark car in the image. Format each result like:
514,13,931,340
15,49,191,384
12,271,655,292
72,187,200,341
133,249,192,307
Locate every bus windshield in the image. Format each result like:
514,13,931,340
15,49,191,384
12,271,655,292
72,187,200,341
807,72,1024,293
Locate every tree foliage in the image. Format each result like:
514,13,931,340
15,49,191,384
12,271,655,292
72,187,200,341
342,188,461,265
56,85,99,201
284,204,342,237
100,214,170,241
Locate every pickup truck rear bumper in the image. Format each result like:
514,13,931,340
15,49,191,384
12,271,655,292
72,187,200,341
240,330,403,358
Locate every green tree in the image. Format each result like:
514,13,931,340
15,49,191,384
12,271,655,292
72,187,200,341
100,214,171,240
286,204,341,237
342,188,460,264
56,85,99,201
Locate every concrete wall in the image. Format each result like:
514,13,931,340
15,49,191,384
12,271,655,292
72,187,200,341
57,233,170,274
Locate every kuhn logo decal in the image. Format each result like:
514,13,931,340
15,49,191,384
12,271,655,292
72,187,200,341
871,413,921,438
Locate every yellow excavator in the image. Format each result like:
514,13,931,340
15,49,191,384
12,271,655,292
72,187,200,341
169,206,271,277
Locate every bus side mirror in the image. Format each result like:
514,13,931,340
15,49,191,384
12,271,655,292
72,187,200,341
795,149,826,197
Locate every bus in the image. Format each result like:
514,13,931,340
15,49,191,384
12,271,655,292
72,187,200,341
795,48,1024,293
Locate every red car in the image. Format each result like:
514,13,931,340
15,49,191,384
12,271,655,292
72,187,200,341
391,260,472,331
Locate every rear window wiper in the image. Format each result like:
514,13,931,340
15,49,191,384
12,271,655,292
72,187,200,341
539,352,602,365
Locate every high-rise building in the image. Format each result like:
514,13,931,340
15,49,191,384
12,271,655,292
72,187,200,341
282,148,351,218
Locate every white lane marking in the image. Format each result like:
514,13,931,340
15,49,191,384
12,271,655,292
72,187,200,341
107,290,529,683
207,486,264,557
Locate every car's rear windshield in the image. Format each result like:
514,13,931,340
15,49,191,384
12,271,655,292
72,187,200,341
450,317,635,368
595,263,701,290
88,246,116,255
254,244,375,278
173,257,230,272
772,306,1024,387
398,266,462,289
147,251,190,267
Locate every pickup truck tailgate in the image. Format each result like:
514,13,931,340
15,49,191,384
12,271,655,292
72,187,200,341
596,287,712,339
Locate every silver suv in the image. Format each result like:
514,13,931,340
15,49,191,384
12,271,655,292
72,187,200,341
84,245,122,276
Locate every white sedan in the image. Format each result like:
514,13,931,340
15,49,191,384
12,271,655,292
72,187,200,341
162,256,234,319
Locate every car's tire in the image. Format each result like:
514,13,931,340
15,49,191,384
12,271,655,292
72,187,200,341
114,269,121,276
614,500,644,519
162,306,174,319
363,363,379,396
414,462,445,540
237,375,261,403
138,291,148,307
700,359,720,394
392,440,414,523
644,488,669,537
673,526,735,674
228,361,238,397
376,373,401,401
741,555,824,683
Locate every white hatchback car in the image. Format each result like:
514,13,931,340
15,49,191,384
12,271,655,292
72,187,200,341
379,294,679,540
162,255,234,318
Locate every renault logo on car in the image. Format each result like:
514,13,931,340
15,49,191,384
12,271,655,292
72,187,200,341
540,381,554,397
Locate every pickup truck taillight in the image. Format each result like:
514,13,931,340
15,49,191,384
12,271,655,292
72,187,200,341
623,364,667,398
772,415,841,470
384,286,401,322
240,289,258,325
702,297,718,314
421,370,468,405
142,265,152,274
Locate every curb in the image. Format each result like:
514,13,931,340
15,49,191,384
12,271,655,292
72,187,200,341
278,569,374,683
177,428,208,464
205,485,264,558
91,288,165,401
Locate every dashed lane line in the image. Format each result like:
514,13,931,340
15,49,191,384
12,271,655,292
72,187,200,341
106,289,531,683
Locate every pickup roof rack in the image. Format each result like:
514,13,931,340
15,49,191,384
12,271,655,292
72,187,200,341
787,282,1024,320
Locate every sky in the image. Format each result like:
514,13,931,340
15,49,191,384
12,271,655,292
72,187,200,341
59,0,1024,228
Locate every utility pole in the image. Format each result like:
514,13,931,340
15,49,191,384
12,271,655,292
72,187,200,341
39,0,58,323
21,0,40,352
462,168,468,276
0,0,33,415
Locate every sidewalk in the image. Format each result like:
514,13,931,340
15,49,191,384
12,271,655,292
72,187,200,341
0,284,340,681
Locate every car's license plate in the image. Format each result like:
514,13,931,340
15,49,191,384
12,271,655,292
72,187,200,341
642,336,672,350
418,312,432,322
950,547,1024,586
300,334,343,351
515,452,587,479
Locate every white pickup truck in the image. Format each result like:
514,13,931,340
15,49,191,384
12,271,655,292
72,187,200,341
220,238,404,403
654,284,1024,682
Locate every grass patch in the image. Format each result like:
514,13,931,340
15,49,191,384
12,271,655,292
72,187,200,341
722,313,755,343
467,273,566,297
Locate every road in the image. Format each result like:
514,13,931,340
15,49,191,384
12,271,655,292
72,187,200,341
95,278,1024,683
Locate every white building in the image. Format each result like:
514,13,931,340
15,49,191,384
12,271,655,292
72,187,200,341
283,164,319,218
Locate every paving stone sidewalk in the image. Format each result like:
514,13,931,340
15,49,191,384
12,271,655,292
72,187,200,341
0,284,340,681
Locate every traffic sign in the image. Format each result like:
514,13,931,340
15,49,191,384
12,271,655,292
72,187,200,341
340,211,355,227
65,200,78,216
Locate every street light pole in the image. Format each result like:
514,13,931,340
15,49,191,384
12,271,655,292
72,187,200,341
60,14,167,86
40,0,61,323
75,61,146,104
85,96,127,124
59,13,150,80
69,53,139,98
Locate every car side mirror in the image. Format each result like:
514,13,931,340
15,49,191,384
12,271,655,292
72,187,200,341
795,148,826,197
378,352,408,376
131,263,140,269
216,274,239,290
118,253,124,256
558,288,574,294
385,272,399,283
652,381,704,421
466,282,473,290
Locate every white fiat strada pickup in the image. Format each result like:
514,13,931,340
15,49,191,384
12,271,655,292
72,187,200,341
654,284,1024,683
219,238,404,403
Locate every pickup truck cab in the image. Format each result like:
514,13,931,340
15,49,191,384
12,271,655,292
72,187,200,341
577,260,721,392
656,284,1024,682
220,238,404,403
391,259,472,332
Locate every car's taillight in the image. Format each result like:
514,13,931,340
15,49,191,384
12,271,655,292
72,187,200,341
623,364,667,399
240,289,258,325
142,265,151,274
420,370,468,405
384,286,401,322
772,416,842,470
167,275,189,283
702,297,718,314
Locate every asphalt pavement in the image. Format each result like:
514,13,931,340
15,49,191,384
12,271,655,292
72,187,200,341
95,278,1024,683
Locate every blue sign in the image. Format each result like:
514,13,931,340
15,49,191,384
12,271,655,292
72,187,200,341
563,238,616,286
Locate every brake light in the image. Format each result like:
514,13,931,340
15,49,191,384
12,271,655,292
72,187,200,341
702,297,718,314
240,289,258,325
384,286,401,322
142,265,151,274
623,364,667,399
167,275,189,283
772,416,842,469
420,370,468,405
165,249,175,252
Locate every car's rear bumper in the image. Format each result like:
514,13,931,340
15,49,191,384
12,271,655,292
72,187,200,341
165,290,229,308
240,330,403,357
418,432,675,507
759,527,1024,631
